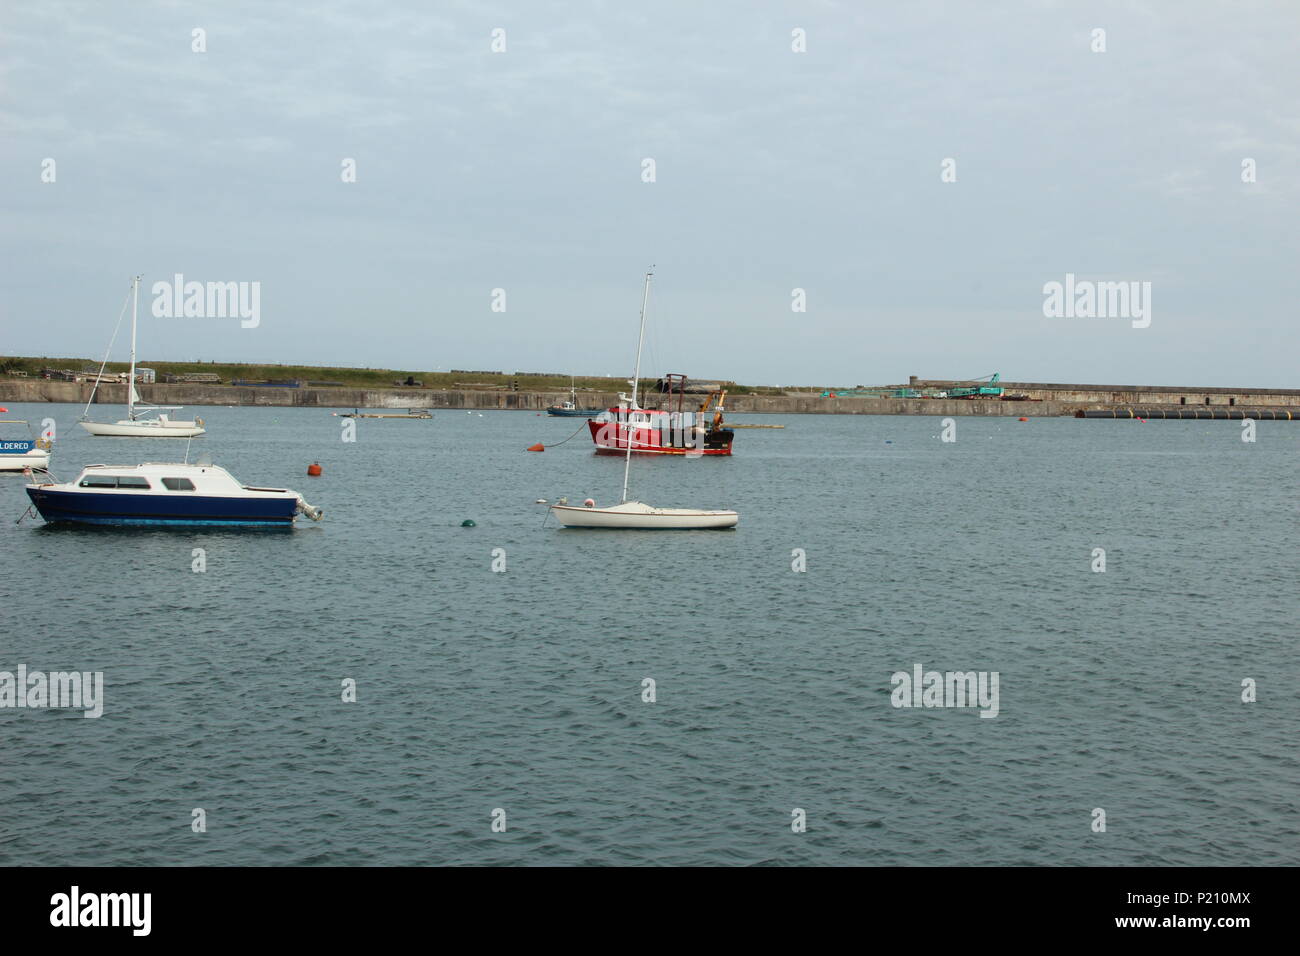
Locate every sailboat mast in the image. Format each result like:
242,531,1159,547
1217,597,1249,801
127,275,139,420
630,272,651,409
622,269,652,504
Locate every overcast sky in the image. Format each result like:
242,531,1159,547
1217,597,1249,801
2,1,1296,386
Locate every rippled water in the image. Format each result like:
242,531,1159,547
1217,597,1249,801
1,402,1295,865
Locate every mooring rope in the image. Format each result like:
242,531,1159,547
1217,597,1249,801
545,420,590,448
536,419,594,529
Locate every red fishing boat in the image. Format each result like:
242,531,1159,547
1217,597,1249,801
588,373,735,456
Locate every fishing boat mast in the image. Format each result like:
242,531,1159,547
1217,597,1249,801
621,268,653,504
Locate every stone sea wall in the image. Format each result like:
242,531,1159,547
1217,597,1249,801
1,379,1296,417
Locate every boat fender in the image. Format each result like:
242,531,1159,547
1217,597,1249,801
583,498,595,508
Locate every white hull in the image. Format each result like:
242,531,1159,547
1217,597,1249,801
0,450,50,472
551,500,738,529
80,419,205,438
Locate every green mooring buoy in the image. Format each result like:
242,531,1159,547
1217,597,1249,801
461,519,476,527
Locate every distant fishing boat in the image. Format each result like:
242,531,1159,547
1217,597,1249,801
25,461,322,527
546,379,602,417
588,372,734,455
79,276,207,438
549,270,738,530
547,400,601,418
0,420,52,472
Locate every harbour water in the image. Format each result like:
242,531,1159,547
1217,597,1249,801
1,404,1295,865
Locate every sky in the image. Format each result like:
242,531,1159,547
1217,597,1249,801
2,0,1297,387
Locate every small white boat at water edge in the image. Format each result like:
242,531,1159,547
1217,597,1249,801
550,500,738,529
0,420,53,472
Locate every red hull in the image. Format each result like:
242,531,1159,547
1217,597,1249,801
588,413,733,456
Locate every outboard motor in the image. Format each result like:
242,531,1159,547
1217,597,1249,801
296,497,323,521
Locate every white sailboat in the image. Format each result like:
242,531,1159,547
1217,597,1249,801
79,276,206,438
549,270,738,530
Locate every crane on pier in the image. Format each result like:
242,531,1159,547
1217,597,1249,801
946,373,1003,399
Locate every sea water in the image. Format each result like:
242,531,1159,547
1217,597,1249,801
0,404,1294,865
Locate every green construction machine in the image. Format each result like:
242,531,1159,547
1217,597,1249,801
946,373,1003,399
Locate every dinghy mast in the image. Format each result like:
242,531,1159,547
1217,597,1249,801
622,268,653,505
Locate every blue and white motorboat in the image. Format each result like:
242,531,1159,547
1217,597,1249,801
25,461,322,527
546,400,602,418
546,379,602,417
0,420,53,472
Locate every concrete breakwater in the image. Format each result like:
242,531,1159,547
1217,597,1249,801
2,379,1297,417
1077,407,1295,420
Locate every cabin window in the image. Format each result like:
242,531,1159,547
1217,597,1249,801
116,476,151,489
162,477,196,491
79,475,118,488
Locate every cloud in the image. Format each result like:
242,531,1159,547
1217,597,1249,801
0,0,1296,385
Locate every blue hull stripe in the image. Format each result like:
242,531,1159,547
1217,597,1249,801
26,488,297,526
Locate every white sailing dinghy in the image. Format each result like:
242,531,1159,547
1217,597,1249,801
79,276,206,438
548,270,738,530
552,498,740,529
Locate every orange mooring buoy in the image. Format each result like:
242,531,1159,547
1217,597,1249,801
527,443,544,452
307,462,322,476
1018,417,1028,422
